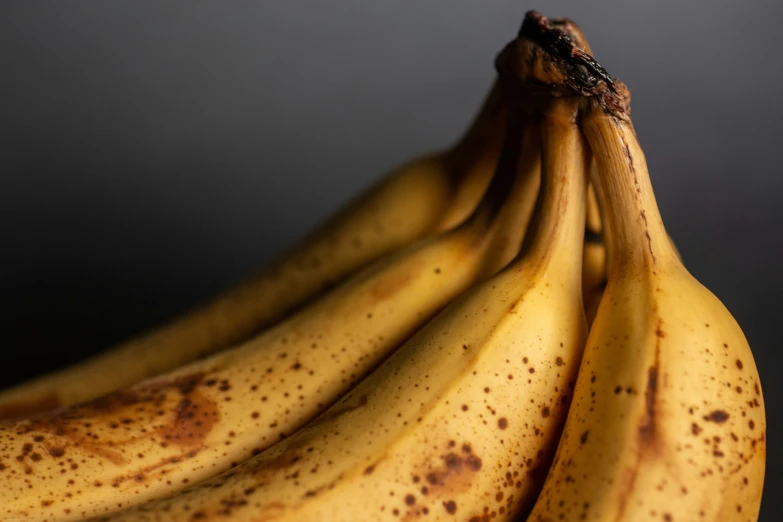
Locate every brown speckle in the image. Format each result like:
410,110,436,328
703,410,730,424
467,455,482,471
444,500,457,514
498,418,508,430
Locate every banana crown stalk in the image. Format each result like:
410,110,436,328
527,80,766,522
0,78,546,522
86,94,590,522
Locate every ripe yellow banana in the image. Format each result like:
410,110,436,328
0,107,543,521
527,87,766,521
87,96,589,522
0,83,508,420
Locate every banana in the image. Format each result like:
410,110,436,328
526,85,766,521
0,82,509,420
0,102,543,521
87,95,589,522
582,181,607,325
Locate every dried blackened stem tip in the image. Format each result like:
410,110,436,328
549,16,591,55
519,11,616,93
495,9,630,118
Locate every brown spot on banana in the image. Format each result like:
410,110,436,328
367,265,416,302
614,318,665,521
13,372,215,471
703,410,730,424
401,443,484,520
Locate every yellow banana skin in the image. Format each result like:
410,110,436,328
527,94,765,521
0,112,541,522
88,99,588,522
0,84,507,420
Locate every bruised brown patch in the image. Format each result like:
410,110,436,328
639,320,662,445
436,452,482,478
12,372,217,471
402,444,483,520
47,446,65,458
615,318,664,520
155,391,219,448
638,366,658,442
368,266,415,302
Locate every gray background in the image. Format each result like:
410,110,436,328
1,1,780,518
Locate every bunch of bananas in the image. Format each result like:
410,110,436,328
0,11,765,522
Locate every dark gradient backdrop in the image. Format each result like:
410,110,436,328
1,1,781,518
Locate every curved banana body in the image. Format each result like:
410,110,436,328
89,99,588,522
527,99,765,521
0,112,541,522
0,84,507,420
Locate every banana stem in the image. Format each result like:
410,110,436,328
517,99,587,269
582,108,677,271
458,109,527,231
445,81,507,176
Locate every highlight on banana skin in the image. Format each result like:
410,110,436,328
0,8,764,522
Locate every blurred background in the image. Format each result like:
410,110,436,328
0,0,780,517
